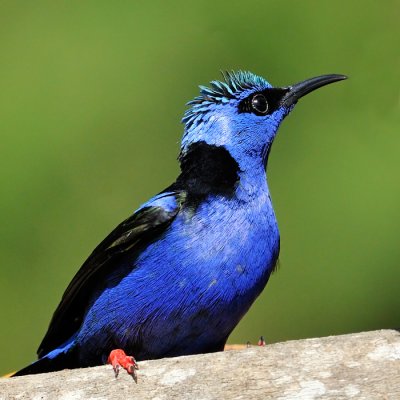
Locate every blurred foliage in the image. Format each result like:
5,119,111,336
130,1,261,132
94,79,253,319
0,1,399,375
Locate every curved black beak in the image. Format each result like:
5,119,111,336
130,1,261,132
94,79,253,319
281,74,347,107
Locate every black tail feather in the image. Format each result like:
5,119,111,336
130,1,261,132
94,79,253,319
12,351,76,377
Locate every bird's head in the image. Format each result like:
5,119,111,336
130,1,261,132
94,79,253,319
180,71,346,174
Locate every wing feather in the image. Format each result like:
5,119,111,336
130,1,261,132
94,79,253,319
37,191,181,358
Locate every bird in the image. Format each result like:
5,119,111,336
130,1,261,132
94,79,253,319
13,70,346,378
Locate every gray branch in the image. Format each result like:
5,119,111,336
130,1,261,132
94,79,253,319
1,330,399,399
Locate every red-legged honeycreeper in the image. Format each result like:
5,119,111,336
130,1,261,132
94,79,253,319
13,71,346,377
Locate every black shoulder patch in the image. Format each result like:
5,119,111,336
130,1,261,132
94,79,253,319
176,142,240,202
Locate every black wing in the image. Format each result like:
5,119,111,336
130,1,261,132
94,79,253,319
37,191,181,358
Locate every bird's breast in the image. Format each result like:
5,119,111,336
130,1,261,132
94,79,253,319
128,193,274,328
176,193,279,294
78,189,280,360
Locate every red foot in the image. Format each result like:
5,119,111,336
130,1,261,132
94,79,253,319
258,336,266,346
107,349,139,381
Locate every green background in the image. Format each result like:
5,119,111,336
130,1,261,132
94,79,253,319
0,1,399,375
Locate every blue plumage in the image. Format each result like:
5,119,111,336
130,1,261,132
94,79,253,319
14,71,346,376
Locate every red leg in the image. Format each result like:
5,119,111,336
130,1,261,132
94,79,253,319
258,336,266,346
107,349,139,381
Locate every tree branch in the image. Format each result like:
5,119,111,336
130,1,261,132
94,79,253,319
1,330,399,399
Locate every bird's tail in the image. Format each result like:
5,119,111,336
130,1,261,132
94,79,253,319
12,355,67,376
12,339,77,377
12,349,79,376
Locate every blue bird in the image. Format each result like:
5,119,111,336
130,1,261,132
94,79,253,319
13,71,346,377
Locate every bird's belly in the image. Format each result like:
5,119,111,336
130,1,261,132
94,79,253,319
79,198,279,361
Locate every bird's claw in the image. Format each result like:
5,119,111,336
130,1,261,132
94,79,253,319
107,349,139,381
113,363,120,378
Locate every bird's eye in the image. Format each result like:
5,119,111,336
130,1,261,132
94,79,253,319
251,94,269,115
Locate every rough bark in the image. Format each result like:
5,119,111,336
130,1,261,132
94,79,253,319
1,330,399,399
